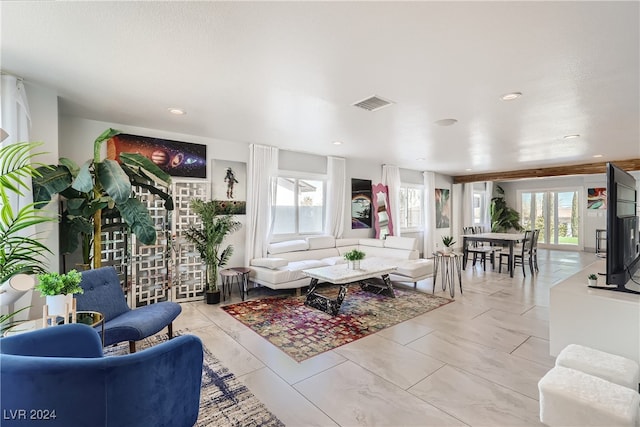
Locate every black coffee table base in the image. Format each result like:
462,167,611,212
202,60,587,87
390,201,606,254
304,274,395,316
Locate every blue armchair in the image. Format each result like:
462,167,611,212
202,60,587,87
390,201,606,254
75,266,182,352
0,323,203,427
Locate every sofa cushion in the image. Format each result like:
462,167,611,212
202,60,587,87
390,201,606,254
336,238,360,247
251,257,289,269
286,259,327,271
306,235,336,250
321,256,347,266
395,259,434,277
267,239,309,254
384,236,417,251
359,238,384,248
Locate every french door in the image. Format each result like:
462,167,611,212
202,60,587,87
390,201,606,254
519,189,581,249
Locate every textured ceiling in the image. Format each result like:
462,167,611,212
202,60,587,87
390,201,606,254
1,1,639,176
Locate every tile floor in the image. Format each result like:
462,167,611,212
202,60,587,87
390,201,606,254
171,249,597,427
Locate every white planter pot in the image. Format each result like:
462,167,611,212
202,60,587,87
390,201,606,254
588,278,598,287
348,260,361,270
442,247,452,254
46,294,73,317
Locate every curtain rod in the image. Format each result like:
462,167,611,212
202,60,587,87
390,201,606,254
0,71,23,82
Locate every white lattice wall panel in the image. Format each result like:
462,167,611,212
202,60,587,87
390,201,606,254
99,221,130,302
171,180,209,302
132,244,170,306
137,186,170,230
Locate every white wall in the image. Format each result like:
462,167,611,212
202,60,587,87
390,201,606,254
23,81,59,318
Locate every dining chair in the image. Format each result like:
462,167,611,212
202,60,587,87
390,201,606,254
464,226,495,271
498,229,532,276
528,229,540,274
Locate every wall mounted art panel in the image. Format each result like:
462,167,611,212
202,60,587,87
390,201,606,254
211,159,247,215
587,187,607,209
435,188,451,229
107,133,207,178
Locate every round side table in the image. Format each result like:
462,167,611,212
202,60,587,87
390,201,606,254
220,269,243,301
230,267,251,301
432,251,463,298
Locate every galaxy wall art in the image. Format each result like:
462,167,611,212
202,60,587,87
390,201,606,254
107,134,207,178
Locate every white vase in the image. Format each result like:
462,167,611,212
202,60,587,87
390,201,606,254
349,260,361,270
46,294,73,317
442,247,452,254
588,278,597,287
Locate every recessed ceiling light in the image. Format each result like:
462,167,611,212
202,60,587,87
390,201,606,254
416,158,425,161
593,154,603,158
501,92,522,101
332,141,343,145
465,168,473,171
434,118,458,126
168,108,186,115
563,134,580,139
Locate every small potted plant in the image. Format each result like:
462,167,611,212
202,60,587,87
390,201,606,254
344,249,366,270
35,270,83,316
441,236,456,253
588,273,598,286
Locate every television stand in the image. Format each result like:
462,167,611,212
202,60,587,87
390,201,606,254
588,285,640,295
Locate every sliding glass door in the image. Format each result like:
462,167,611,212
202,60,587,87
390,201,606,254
519,189,581,249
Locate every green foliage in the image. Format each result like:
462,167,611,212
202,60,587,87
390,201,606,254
441,235,456,247
32,128,173,265
0,142,55,284
343,249,366,261
35,269,83,296
0,306,30,334
588,273,598,280
490,185,524,233
184,200,242,292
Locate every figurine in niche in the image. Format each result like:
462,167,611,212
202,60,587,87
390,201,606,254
224,167,239,199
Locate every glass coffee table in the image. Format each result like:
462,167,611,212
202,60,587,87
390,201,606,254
302,258,397,316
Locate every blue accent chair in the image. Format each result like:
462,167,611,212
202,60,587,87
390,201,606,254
0,323,203,427
75,266,182,353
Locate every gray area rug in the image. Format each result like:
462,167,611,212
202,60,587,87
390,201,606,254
105,333,284,427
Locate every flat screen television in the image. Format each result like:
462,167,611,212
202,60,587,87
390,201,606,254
591,162,640,294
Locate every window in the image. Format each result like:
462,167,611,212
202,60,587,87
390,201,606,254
272,176,325,236
399,186,423,230
473,191,485,225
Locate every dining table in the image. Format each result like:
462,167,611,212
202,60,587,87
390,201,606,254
461,232,525,277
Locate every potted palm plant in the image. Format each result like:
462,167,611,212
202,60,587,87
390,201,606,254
490,185,524,233
184,200,241,304
33,128,173,269
1,142,56,330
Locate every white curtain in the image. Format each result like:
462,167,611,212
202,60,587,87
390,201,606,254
382,164,402,237
423,171,436,256
324,156,346,238
245,144,278,266
0,74,33,319
462,183,474,230
484,181,494,232
452,183,464,246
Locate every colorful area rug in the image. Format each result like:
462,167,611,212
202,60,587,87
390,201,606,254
105,333,284,427
222,284,453,362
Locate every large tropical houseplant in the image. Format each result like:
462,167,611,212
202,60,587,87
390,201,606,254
0,141,56,331
184,199,241,304
33,128,174,269
490,185,524,232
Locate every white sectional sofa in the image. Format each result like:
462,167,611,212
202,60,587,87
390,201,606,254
249,235,434,293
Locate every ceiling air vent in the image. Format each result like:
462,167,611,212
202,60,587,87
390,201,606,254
352,95,394,112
